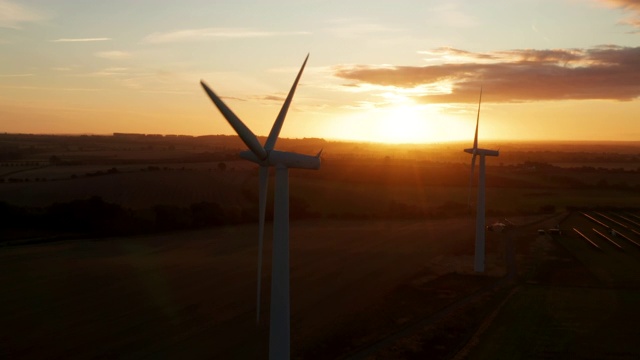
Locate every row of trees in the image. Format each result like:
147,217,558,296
0,195,317,243
1,163,230,184
0,197,252,241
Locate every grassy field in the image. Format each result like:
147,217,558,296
0,167,251,209
3,161,639,221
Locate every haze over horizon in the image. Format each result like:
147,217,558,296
1,0,639,144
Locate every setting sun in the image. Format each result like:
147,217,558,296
375,105,434,144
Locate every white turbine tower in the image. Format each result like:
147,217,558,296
464,88,499,273
200,54,320,360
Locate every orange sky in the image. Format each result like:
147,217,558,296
1,0,639,143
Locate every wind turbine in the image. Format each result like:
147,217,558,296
464,88,499,273
200,54,320,360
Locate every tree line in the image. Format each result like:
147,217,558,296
0,193,321,244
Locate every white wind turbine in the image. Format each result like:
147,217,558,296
464,88,499,273
200,54,320,360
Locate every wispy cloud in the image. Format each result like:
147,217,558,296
52,38,112,43
0,0,43,29
0,84,99,92
419,47,586,65
254,94,285,103
597,0,640,30
78,66,186,92
334,45,640,103
0,73,33,77
143,27,309,43
140,89,192,95
598,0,640,13
88,67,131,77
94,51,131,60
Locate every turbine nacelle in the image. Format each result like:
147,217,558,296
240,149,321,169
464,148,499,157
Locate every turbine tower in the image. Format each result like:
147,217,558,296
464,88,499,273
200,54,320,360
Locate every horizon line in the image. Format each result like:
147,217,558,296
2,132,639,146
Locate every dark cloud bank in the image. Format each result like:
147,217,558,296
334,45,640,103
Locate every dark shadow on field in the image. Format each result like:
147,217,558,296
300,272,498,360
2,209,587,360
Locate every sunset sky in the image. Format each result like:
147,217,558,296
1,0,639,144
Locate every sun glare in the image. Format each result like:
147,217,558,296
326,100,481,144
375,105,433,144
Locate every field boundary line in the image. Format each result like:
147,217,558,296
451,285,521,360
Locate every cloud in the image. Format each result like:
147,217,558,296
333,45,640,103
143,27,309,43
78,67,188,92
52,38,111,43
0,84,100,92
0,0,42,29
94,51,131,60
219,96,246,102
0,73,33,77
597,0,640,30
599,0,640,12
89,67,131,77
419,47,585,65
257,94,285,102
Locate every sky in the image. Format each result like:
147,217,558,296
1,0,639,144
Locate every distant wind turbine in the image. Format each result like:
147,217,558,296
464,88,499,273
200,54,320,360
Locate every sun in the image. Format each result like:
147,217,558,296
374,104,436,144
324,100,470,144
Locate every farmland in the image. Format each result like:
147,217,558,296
461,211,640,359
1,133,640,359
0,214,566,359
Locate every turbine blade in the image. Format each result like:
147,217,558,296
473,87,482,151
316,148,323,158
264,54,310,151
201,80,267,160
256,165,268,324
467,154,477,207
